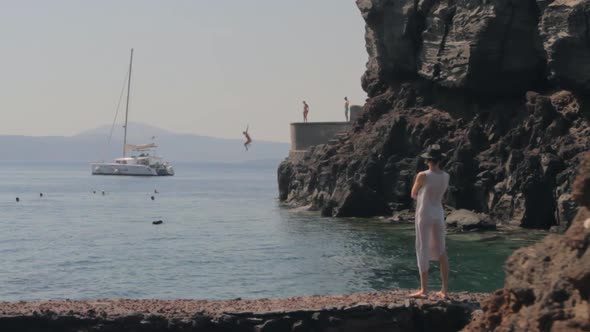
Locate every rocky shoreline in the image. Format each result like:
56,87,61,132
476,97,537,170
0,291,487,332
278,0,590,231
3,1,589,332
2,164,587,332
275,0,590,329
463,153,590,331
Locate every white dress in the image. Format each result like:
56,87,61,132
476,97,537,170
415,169,450,273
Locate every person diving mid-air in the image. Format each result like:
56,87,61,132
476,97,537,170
243,125,252,151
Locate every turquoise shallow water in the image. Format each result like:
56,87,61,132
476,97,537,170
0,161,545,301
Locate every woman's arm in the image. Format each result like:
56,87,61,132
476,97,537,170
411,172,426,200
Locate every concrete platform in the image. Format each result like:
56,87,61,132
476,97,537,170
290,122,351,151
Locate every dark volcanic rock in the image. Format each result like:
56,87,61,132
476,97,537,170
541,0,590,93
464,152,590,331
358,0,548,97
418,0,546,95
277,0,590,229
356,0,421,96
357,0,590,96
278,85,590,228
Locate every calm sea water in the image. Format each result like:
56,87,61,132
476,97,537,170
0,161,544,301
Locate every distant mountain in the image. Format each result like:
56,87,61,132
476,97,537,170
75,122,177,140
0,122,289,163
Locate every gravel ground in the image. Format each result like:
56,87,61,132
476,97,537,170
0,290,489,319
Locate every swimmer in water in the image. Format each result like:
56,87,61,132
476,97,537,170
243,125,252,151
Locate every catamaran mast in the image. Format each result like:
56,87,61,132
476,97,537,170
123,48,134,157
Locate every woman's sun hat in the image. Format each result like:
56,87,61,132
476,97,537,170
421,144,447,160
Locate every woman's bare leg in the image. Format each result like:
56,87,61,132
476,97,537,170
436,254,449,299
410,271,428,298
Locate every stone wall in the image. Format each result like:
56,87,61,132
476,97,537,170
290,122,351,151
289,105,363,152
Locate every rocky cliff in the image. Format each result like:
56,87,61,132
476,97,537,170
278,0,590,229
463,152,590,331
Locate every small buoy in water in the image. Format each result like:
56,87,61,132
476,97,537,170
102,191,105,196
151,196,155,200
16,197,20,202
40,193,43,197
92,190,96,194
154,189,159,194
152,220,163,225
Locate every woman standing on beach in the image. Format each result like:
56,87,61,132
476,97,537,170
410,144,450,299
303,101,309,123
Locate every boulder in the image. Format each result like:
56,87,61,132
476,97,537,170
389,209,414,224
446,209,496,232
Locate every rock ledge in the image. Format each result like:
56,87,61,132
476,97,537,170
0,290,487,332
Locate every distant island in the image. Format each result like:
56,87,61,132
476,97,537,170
0,122,289,163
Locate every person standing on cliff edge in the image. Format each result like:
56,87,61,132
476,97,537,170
410,144,450,300
344,97,349,122
303,101,309,123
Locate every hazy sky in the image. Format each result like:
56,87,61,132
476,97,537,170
0,1,367,142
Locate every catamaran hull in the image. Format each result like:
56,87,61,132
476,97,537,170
91,163,170,176
157,166,175,176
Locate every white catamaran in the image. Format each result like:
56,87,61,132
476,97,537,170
91,49,174,176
